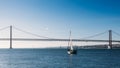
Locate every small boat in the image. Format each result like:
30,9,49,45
67,48,77,55
67,31,77,55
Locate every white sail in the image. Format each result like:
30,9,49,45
107,45,111,49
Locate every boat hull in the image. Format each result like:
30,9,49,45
67,49,77,55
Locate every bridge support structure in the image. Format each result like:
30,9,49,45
109,30,112,49
10,26,12,49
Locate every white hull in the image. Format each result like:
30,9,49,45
67,51,71,55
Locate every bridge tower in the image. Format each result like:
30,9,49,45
109,30,112,49
10,26,12,49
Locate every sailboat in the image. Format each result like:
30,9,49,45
67,31,77,55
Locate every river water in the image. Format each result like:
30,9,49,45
0,49,120,68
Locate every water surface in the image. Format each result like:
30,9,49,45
0,49,120,68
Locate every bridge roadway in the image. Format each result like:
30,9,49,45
0,38,120,42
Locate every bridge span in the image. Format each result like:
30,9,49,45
0,26,120,49
0,38,120,42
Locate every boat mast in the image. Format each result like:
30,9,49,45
69,30,73,50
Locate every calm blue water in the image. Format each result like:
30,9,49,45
0,49,120,68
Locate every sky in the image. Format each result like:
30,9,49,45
0,0,120,48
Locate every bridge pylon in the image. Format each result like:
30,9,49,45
109,30,112,49
10,26,12,49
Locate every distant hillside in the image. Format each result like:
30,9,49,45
77,44,120,49
57,44,120,49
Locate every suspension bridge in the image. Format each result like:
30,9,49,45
0,26,120,49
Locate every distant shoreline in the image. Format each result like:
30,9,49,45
0,44,120,49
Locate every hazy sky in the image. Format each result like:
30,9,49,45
0,0,120,48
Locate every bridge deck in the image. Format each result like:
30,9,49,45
0,38,120,42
